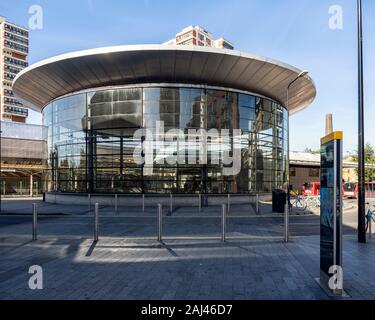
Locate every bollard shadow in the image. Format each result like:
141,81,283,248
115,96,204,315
160,241,179,257
85,240,98,257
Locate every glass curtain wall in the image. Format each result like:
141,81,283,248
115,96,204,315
43,86,288,194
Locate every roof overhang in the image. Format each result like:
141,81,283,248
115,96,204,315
13,44,316,114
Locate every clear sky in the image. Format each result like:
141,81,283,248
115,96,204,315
1,0,374,154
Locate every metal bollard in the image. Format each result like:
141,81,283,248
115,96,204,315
256,194,259,215
158,204,162,242
227,194,230,213
221,204,226,242
199,193,202,213
88,194,91,212
170,193,173,214
32,203,37,241
370,217,372,239
142,194,145,213
94,203,99,242
284,202,289,243
115,194,118,214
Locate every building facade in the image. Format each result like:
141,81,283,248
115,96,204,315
0,16,29,123
0,121,47,197
289,151,373,193
41,85,288,194
163,25,234,50
13,45,316,198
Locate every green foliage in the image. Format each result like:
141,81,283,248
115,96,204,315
304,148,320,154
351,143,375,182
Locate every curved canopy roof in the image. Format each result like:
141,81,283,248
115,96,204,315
13,44,316,114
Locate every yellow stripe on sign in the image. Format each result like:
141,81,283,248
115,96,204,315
320,131,343,145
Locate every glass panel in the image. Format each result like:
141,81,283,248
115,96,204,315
43,86,288,194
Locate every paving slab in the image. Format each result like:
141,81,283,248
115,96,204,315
0,200,373,300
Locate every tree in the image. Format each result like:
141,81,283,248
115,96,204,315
351,143,375,182
304,148,320,154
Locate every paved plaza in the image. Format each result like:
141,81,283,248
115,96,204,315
0,199,374,300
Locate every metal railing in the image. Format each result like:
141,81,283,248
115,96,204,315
32,203,37,241
369,216,372,240
48,192,265,213
94,203,99,242
221,204,227,242
158,204,162,242
24,193,286,242
142,194,145,213
284,203,289,243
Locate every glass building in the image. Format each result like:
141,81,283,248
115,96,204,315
13,45,316,197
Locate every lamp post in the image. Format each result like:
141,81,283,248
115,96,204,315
286,71,309,191
285,70,309,240
0,129,2,212
372,160,374,195
357,0,366,243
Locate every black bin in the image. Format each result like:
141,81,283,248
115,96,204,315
272,189,286,213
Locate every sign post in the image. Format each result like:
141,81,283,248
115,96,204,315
319,131,344,295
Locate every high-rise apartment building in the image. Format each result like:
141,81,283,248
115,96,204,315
163,25,234,50
0,16,29,123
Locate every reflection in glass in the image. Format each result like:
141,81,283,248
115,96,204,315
43,86,288,194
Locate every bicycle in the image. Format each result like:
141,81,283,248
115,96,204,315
366,202,375,233
290,194,307,211
306,196,320,209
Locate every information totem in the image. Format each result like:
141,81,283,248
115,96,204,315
320,131,343,294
